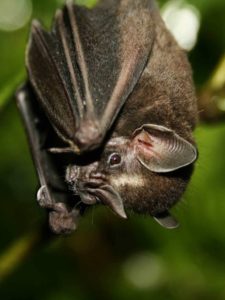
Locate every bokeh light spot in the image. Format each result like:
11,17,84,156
0,0,32,32
57,0,98,8
161,0,201,51
123,252,165,289
216,97,225,112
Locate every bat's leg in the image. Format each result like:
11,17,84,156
37,185,80,234
16,83,80,234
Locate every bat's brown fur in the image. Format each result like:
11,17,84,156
66,1,198,217
20,0,198,232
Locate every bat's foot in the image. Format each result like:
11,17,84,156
49,204,79,235
37,185,79,234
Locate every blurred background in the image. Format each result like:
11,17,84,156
1,0,225,299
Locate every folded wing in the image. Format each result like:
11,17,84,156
27,0,155,153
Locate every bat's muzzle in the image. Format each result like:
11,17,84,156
75,178,104,205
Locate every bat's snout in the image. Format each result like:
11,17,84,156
66,164,107,204
74,179,104,205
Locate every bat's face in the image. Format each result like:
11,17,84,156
66,136,140,218
66,125,197,219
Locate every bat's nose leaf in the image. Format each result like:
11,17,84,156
94,185,127,219
153,211,179,229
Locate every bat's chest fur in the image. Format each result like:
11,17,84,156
111,166,193,216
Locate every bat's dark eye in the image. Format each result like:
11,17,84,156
108,153,122,167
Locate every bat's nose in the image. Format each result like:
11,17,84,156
77,174,105,190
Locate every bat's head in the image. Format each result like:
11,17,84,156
66,124,197,228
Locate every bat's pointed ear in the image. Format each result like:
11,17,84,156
132,124,198,173
153,211,179,229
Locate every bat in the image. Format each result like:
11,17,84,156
16,0,198,234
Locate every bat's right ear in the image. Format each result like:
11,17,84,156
132,124,198,173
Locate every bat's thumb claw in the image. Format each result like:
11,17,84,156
37,185,53,209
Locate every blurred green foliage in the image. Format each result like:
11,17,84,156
1,0,225,299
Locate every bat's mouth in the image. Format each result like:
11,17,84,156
75,178,104,205
75,179,127,219
79,190,100,205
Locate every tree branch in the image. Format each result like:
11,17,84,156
198,54,225,123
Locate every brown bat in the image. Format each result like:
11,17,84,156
16,0,198,234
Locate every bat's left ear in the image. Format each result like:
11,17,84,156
132,124,198,173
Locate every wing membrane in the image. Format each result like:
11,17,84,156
27,0,155,152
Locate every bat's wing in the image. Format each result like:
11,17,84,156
16,83,82,234
26,0,155,153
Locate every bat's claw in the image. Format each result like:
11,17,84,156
37,185,53,208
